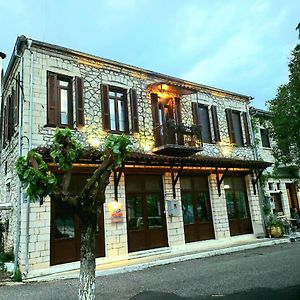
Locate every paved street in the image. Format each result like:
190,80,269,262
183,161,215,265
1,242,300,299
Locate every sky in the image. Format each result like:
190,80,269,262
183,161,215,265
1,0,299,109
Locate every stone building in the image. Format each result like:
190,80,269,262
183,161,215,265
250,108,300,217
0,36,270,277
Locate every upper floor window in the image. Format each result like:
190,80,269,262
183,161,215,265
47,72,73,127
47,72,84,128
1,74,20,148
260,128,271,148
192,103,220,143
101,84,139,134
226,109,250,147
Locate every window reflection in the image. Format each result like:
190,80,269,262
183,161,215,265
182,194,195,225
55,201,75,239
60,89,68,125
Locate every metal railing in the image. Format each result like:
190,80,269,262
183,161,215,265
153,119,203,148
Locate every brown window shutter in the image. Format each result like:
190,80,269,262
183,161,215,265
130,89,139,133
225,109,235,144
8,95,13,140
14,72,20,127
192,102,199,125
123,92,129,133
11,88,16,132
4,103,8,146
175,97,182,124
242,112,251,146
47,72,58,126
175,97,184,144
100,84,110,130
150,93,160,128
75,76,84,127
211,106,220,142
0,94,4,147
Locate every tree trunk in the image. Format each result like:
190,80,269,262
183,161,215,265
78,222,96,300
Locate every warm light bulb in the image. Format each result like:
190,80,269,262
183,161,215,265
88,137,101,148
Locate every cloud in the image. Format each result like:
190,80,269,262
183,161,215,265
179,0,293,96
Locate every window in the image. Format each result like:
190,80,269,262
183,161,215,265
101,85,139,133
260,128,271,148
197,105,212,143
192,103,220,143
109,88,126,132
47,73,84,127
226,109,250,147
47,72,73,127
1,79,19,148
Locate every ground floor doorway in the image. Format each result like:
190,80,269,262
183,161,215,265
181,175,215,242
50,174,105,266
125,174,168,252
286,183,299,212
224,176,253,236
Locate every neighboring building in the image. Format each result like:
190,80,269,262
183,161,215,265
0,36,270,277
250,108,300,217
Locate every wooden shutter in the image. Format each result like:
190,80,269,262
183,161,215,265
174,97,182,124
225,109,235,144
11,88,16,133
211,106,220,142
3,102,8,147
242,112,251,146
8,95,13,140
150,93,160,145
47,72,58,126
0,93,4,147
192,102,199,125
150,93,160,128
123,91,129,133
14,72,20,127
75,76,84,127
130,89,139,133
100,84,110,131
175,97,184,144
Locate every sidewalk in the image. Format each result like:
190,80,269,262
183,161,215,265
22,233,300,283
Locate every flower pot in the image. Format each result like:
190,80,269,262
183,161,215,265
270,226,283,238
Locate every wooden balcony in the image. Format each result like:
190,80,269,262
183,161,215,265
153,120,203,156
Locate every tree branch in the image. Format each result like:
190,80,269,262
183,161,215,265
62,171,72,194
80,155,114,201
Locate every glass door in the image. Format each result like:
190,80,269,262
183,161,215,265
224,177,253,236
181,176,215,243
126,175,168,252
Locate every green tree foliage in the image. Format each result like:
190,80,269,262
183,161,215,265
268,31,300,165
16,151,57,201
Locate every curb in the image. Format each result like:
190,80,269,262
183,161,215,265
94,238,289,277
24,238,290,282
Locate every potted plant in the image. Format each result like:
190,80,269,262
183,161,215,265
265,214,284,238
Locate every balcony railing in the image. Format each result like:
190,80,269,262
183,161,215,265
153,119,203,156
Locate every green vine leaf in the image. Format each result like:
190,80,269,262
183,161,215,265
50,128,83,171
102,134,132,169
16,151,57,201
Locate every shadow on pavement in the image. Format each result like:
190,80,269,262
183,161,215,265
130,285,300,300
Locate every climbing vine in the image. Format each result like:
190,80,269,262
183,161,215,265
50,128,83,171
102,134,132,169
16,151,57,201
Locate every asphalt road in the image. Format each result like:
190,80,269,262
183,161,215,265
1,242,300,300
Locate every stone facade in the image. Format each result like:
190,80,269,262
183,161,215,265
0,37,267,277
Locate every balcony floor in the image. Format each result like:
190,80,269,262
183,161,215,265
153,144,202,157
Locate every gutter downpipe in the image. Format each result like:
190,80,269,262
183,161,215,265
247,104,267,237
13,45,24,274
24,39,33,275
